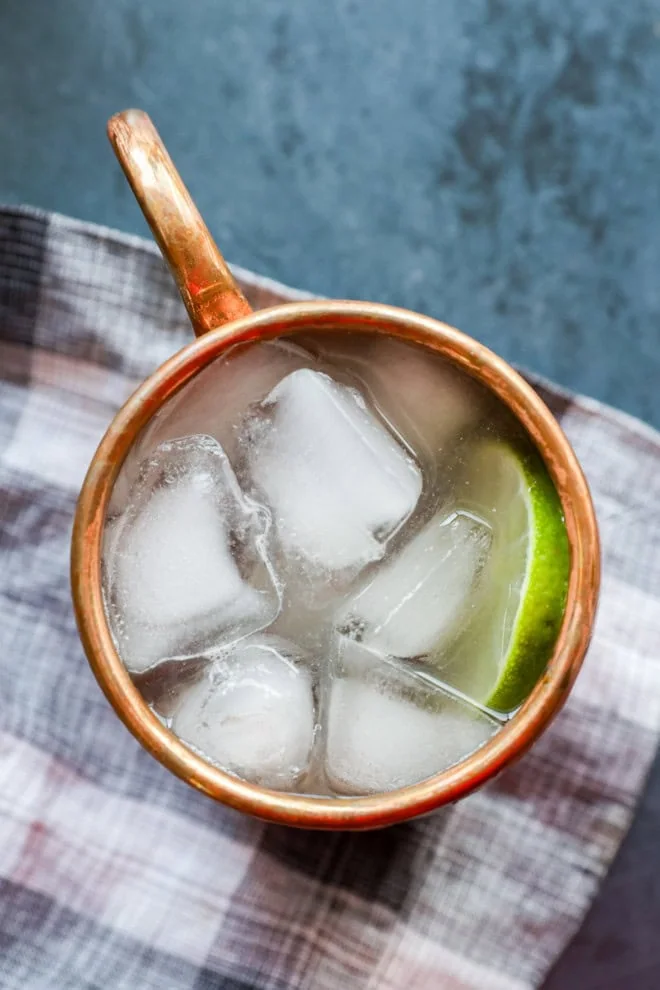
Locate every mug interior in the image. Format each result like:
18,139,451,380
71,301,600,829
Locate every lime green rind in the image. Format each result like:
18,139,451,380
485,445,570,713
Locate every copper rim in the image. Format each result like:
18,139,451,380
71,301,600,830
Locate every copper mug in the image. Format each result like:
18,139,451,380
71,110,600,830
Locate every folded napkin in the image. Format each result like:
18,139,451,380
1,204,659,990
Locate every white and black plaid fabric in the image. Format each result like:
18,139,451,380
1,204,659,990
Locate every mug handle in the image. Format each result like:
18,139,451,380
107,109,252,337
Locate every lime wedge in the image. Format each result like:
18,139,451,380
444,439,570,713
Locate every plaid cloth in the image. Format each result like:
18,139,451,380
1,204,659,990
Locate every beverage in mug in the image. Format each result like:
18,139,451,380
71,109,597,827
102,331,569,796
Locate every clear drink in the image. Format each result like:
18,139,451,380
103,333,569,796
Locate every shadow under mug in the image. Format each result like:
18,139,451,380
70,110,600,830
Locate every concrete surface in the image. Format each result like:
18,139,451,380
1,0,660,428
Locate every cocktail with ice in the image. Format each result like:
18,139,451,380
102,333,570,797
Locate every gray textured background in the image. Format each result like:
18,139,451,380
1,0,660,428
1,1,660,986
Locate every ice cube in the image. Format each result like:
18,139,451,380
238,369,422,582
104,437,279,673
325,641,497,794
337,510,491,659
172,635,316,789
109,340,311,517
310,335,485,464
